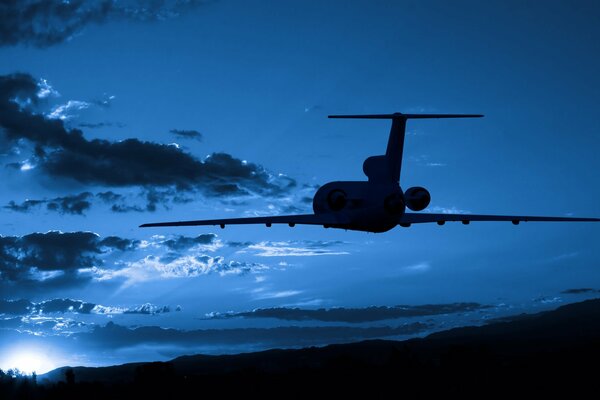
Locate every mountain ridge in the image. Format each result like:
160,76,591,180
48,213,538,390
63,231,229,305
39,297,600,387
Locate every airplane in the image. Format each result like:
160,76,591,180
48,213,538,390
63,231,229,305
141,113,600,233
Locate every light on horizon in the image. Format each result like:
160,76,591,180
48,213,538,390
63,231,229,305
1,347,57,375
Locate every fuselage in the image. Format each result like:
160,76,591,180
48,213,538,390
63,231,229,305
312,181,405,233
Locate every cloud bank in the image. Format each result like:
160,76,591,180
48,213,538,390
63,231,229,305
0,298,175,316
206,303,489,323
0,0,204,48
0,231,138,289
0,73,296,200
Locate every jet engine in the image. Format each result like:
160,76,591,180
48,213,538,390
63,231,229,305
327,189,347,211
404,186,431,211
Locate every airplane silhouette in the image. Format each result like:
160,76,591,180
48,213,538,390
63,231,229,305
141,113,599,233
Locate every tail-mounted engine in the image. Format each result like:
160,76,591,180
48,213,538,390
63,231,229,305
327,189,347,211
404,186,431,211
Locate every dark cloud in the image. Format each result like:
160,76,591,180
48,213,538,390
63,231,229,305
91,94,115,108
77,321,430,350
99,236,139,252
110,203,146,213
0,231,136,286
96,191,123,203
107,188,193,213
0,0,204,48
170,129,202,141
31,298,96,314
6,192,93,215
96,190,152,213
4,199,45,212
0,73,296,199
207,303,489,323
78,122,125,129
561,288,599,294
0,299,32,315
227,241,254,248
46,192,93,214
161,234,217,251
5,191,150,215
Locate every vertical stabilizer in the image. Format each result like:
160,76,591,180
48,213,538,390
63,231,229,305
328,113,483,184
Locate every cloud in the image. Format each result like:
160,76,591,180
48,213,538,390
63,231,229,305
533,296,562,304
87,255,268,284
206,303,489,323
4,191,160,215
545,252,580,263
0,298,175,317
253,290,303,300
239,240,349,257
4,199,45,212
0,299,32,315
401,262,431,273
425,162,447,167
47,100,90,120
170,129,202,141
561,288,599,294
425,206,470,214
99,236,139,252
0,231,275,294
0,231,138,287
78,122,125,129
12,315,87,336
122,303,173,315
99,189,180,213
409,154,447,168
0,0,204,48
5,192,93,215
46,192,92,214
0,73,296,199
30,298,96,314
161,234,218,251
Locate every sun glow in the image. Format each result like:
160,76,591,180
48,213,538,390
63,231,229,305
1,347,57,375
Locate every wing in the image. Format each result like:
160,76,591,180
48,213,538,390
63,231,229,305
400,213,600,226
140,213,350,228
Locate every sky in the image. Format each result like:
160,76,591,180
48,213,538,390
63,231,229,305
0,0,599,374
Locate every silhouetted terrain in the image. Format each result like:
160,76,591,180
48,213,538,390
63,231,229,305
3,299,600,399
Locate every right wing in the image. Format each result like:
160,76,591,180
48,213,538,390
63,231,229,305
400,212,600,225
140,213,349,228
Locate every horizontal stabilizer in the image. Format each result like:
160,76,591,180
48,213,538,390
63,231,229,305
328,113,483,119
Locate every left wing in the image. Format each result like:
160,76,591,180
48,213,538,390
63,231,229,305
140,213,350,228
400,213,600,226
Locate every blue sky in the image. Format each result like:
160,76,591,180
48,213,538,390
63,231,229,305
0,0,599,373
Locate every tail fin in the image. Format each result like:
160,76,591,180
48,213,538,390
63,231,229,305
328,112,483,183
